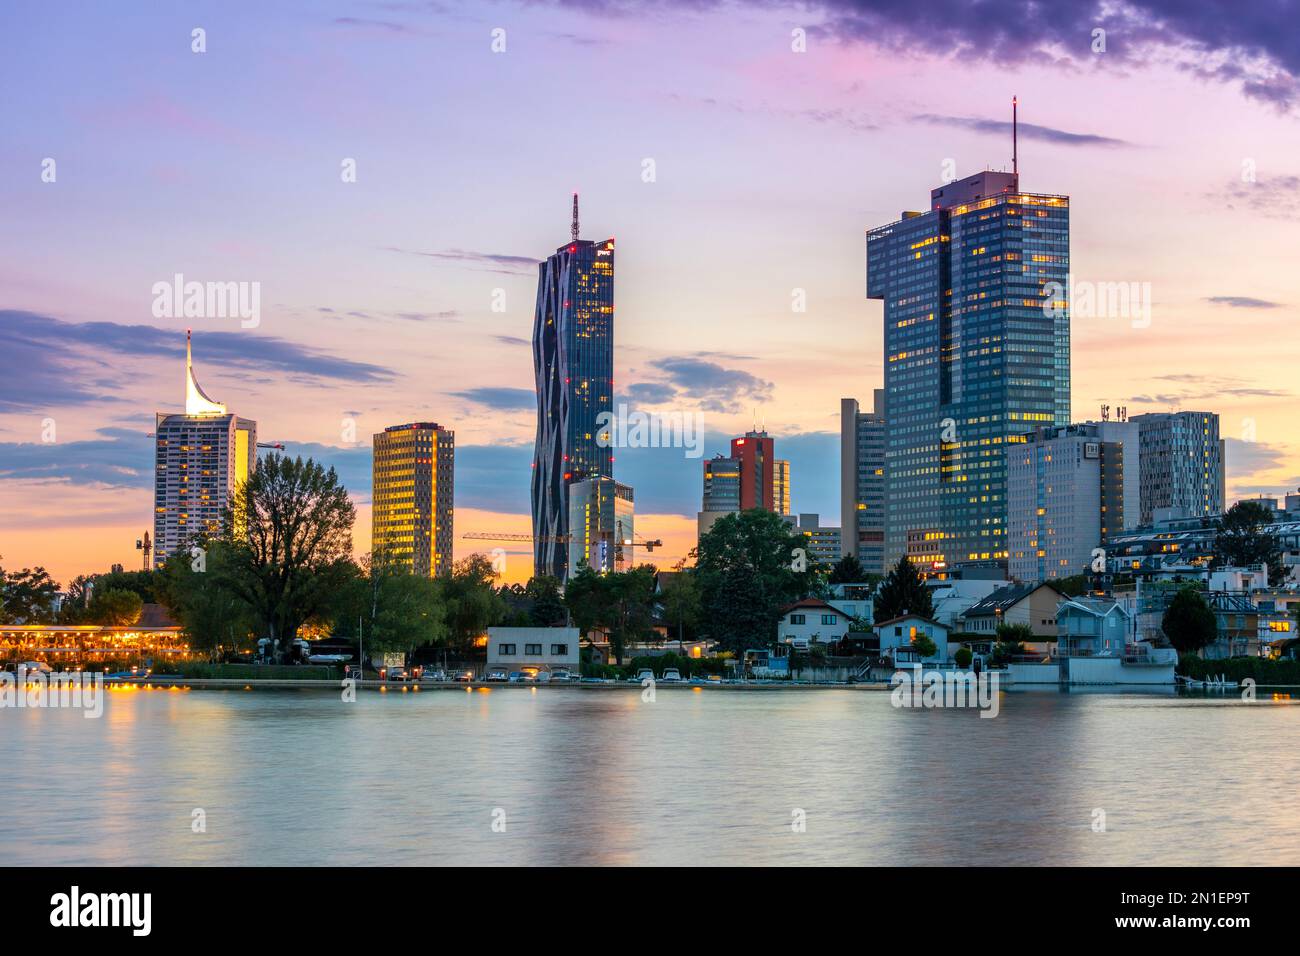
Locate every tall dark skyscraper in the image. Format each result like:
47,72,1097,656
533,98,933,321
867,166,1070,574
532,195,615,579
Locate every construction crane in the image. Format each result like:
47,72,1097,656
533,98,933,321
463,531,665,552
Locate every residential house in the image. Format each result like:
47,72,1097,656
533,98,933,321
777,598,854,650
1056,598,1132,658
960,583,1065,639
874,614,950,664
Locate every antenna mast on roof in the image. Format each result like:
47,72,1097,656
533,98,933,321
571,192,580,241
1012,95,1018,176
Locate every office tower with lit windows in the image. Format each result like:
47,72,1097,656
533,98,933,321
840,391,886,574
532,195,615,580
1132,412,1224,526
372,422,455,576
867,168,1070,574
732,429,775,511
568,476,634,577
698,454,742,539
153,331,257,568
774,459,791,516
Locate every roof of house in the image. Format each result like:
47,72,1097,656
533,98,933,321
873,613,948,631
963,582,1063,618
1057,597,1128,618
778,598,847,617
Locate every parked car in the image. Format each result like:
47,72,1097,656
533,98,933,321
420,668,448,682
453,669,475,682
385,667,409,682
661,668,683,682
485,668,508,682
550,669,574,683
508,671,535,683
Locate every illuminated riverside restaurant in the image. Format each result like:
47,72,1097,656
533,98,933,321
0,605,189,666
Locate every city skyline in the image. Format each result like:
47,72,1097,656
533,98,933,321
4,0,1300,588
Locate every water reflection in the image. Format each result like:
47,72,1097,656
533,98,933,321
2,687,1297,865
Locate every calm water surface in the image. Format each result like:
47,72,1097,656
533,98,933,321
3,686,1298,865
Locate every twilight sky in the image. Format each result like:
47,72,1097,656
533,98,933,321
3,0,1299,586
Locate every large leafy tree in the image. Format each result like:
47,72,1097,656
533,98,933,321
88,587,143,626
873,556,935,623
525,575,568,627
1213,501,1284,584
364,562,447,658
659,561,701,650
562,563,658,664
829,554,866,584
0,564,60,624
439,554,508,653
693,509,820,653
157,540,259,658
1162,586,1218,655
221,453,357,659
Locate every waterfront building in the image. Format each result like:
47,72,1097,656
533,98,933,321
960,582,1065,639
568,476,634,576
1005,422,1134,584
371,422,455,576
153,331,257,568
840,392,887,574
485,626,580,676
867,169,1071,576
1132,411,1224,525
874,614,951,663
774,459,792,516
776,598,855,650
532,194,615,580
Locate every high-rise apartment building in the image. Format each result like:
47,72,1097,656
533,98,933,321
153,331,257,568
867,169,1070,574
568,476,634,576
840,391,886,574
1005,423,1130,584
1133,412,1224,525
372,422,455,576
532,195,615,580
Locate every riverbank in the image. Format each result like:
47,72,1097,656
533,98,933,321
123,677,897,691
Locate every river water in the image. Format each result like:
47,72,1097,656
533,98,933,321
3,685,1297,865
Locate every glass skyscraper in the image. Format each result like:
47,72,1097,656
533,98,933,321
532,197,615,580
867,170,1070,574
